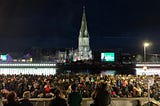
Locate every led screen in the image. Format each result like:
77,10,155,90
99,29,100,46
101,52,115,62
0,55,7,61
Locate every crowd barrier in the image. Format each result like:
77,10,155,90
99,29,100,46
4,98,157,106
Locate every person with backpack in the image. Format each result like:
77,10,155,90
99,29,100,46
68,84,82,106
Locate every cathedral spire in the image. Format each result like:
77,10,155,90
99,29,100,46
79,6,89,37
76,4,92,60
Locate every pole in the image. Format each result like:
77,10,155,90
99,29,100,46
144,42,150,63
147,79,150,106
144,46,146,62
155,54,158,63
67,70,71,83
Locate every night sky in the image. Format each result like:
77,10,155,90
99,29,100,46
1,0,160,53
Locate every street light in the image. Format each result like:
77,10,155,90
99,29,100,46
143,42,151,106
143,42,150,62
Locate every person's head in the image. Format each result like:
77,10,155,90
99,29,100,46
23,91,31,100
54,89,61,97
71,84,77,91
7,91,17,102
101,82,107,90
50,88,57,94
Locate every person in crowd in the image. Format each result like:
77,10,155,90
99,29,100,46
68,84,82,106
19,91,33,106
0,73,159,102
92,83,111,106
44,81,52,98
4,91,19,106
0,95,3,106
49,88,67,106
91,84,100,106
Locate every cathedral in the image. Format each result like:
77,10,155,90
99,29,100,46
72,6,92,61
57,5,92,62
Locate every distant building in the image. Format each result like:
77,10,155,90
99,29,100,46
56,5,92,63
56,50,67,63
73,6,92,61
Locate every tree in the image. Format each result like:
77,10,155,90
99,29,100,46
135,54,143,62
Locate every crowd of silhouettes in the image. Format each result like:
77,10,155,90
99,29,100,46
0,73,159,103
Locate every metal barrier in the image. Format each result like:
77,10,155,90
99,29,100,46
2,98,160,106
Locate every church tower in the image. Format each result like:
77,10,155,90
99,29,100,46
77,6,92,60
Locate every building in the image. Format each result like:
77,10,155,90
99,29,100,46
56,4,92,63
72,6,92,61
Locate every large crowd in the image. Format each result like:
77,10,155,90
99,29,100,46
0,73,159,101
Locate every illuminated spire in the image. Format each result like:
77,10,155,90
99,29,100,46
79,6,89,37
76,4,92,60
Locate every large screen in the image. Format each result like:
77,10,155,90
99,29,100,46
101,52,115,62
0,55,7,61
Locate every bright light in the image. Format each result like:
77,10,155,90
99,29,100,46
0,68,56,75
136,63,160,67
144,42,150,47
135,68,160,75
143,42,150,62
0,63,56,67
